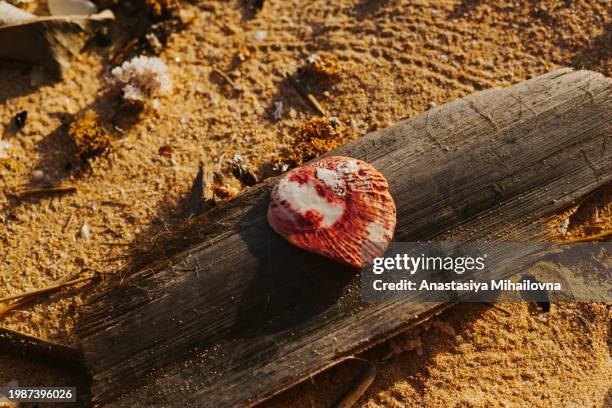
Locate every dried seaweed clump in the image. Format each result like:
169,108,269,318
229,153,259,187
111,56,172,104
68,110,111,161
299,54,340,80
277,116,347,168
144,0,175,18
212,184,236,203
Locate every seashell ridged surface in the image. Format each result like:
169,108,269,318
267,156,396,268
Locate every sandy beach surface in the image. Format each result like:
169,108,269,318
0,1,610,406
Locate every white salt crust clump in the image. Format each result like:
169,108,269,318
111,56,172,103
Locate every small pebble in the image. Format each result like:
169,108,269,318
146,33,163,54
232,152,243,164
558,218,570,236
31,169,44,181
273,101,284,120
253,30,267,41
79,223,91,240
14,110,28,130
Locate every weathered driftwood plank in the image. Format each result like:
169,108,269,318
78,69,611,407
0,327,81,364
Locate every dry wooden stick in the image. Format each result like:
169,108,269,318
286,73,327,116
62,212,75,234
562,230,612,243
0,298,36,317
211,68,242,93
17,184,77,197
111,37,140,66
334,358,377,408
186,160,214,219
0,276,94,304
0,269,86,302
0,270,96,318
99,242,132,246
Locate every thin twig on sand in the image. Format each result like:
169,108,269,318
17,184,78,197
562,230,611,242
335,357,377,408
0,269,97,318
212,68,242,93
286,73,327,116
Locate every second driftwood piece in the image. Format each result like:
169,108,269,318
0,8,114,77
78,69,611,406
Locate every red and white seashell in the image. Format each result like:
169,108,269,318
267,156,396,268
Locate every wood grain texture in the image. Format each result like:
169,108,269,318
77,69,611,407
